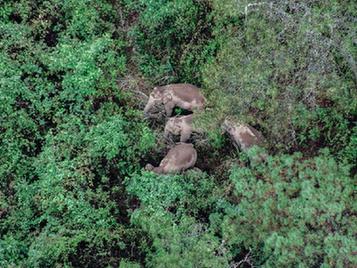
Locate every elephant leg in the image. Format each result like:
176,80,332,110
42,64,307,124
180,129,192,143
164,102,175,117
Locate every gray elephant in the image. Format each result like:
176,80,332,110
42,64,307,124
164,114,193,142
222,119,265,152
143,83,205,117
145,143,197,174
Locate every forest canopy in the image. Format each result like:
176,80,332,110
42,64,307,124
0,0,356,267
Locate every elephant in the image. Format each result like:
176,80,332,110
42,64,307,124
222,119,265,152
164,114,193,142
143,83,205,117
145,143,197,174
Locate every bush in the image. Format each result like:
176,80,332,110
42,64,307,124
0,0,155,266
1,1,355,267
125,0,216,84
201,0,357,155
224,151,356,267
126,170,230,267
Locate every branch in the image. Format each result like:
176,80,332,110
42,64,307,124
244,2,273,18
230,249,254,268
129,89,149,100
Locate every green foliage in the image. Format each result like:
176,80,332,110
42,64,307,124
119,260,141,268
1,0,355,267
0,0,154,266
226,151,356,267
128,170,217,213
127,170,230,267
125,0,216,84
201,0,357,156
133,210,229,268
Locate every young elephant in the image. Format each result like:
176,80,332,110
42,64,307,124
222,119,265,152
145,143,197,174
164,114,193,142
143,84,205,117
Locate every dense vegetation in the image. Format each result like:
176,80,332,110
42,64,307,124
0,0,356,267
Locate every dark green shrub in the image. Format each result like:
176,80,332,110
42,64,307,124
201,0,356,156
0,0,155,266
126,170,230,267
1,1,355,267
224,151,356,267
125,0,216,84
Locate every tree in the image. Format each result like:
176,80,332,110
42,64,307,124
225,151,356,267
201,0,356,156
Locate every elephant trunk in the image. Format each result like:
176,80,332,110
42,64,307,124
163,124,170,138
143,99,154,116
153,166,164,174
143,104,150,114
145,164,164,174
221,119,230,133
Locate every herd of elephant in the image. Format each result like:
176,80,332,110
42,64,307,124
143,84,265,174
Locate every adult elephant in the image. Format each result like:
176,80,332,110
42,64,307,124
143,84,205,117
145,143,197,174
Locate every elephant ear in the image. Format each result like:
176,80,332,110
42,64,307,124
163,91,173,104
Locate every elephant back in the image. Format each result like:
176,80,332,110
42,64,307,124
165,84,205,104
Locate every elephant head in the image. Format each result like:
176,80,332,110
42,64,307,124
164,114,193,142
164,117,182,136
143,87,164,116
145,163,163,173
